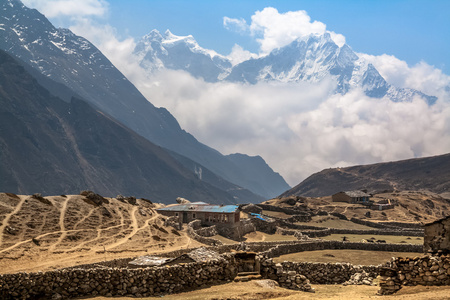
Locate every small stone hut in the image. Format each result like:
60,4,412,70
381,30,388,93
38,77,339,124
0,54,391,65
332,190,371,204
424,215,450,254
157,202,240,227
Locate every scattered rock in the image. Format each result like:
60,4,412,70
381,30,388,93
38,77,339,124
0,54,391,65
176,197,191,204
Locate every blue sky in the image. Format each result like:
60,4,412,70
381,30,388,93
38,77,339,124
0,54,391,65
100,0,450,73
30,0,450,73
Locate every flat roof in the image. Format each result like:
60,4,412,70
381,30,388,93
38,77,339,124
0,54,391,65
157,204,239,213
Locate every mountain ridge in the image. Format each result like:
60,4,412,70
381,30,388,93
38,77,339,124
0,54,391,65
280,153,450,197
136,29,436,104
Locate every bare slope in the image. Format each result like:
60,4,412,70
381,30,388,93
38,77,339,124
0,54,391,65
0,49,245,203
282,153,450,197
0,193,204,273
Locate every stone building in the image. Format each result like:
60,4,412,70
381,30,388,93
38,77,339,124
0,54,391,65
157,202,240,227
332,191,371,204
423,215,450,254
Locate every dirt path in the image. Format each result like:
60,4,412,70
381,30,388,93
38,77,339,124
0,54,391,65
48,196,71,253
105,206,139,250
0,195,26,247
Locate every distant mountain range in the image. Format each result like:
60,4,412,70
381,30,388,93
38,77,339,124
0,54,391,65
0,0,290,201
135,30,436,104
280,153,450,197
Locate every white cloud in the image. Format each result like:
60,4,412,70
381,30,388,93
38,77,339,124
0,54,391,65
22,0,108,18
361,53,450,100
227,44,259,66
134,70,450,186
68,19,145,83
224,7,346,55
223,17,249,34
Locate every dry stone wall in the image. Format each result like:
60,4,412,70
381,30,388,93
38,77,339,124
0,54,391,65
260,258,380,284
378,254,450,295
258,240,423,259
187,220,222,246
0,256,237,299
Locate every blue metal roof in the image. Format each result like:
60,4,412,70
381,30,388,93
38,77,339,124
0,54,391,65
157,204,239,213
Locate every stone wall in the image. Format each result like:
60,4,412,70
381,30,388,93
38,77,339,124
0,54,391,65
195,225,218,237
0,256,237,299
273,221,423,238
257,204,310,216
258,241,423,259
0,239,429,299
350,218,423,232
424,217,450,254
378,254,450,295
187,220,222,246
260,257,381,285
275,227,309,241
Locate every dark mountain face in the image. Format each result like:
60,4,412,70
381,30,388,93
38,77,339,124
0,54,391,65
0,49,240,204
281,153,450,197
0,0,290,200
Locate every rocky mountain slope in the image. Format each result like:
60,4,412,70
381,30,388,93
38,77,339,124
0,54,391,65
0,0,290,199
281,153,450,197
0,49,242,203
136,30,436,104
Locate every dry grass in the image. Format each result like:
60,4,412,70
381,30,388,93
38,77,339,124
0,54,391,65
321,234,424,244
273,249,424,265
261,210,292,219
212,231,298,245
295,216,374,230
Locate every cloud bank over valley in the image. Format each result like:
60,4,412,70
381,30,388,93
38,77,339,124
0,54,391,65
23,1,450,186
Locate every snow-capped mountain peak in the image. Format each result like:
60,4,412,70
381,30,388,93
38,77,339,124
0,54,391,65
134,29,232,82
133,28,436,103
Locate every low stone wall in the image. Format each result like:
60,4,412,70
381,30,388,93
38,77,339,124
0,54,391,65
378,254,450,295
350,218,423,232
0,256,237,299
275,227,309,241
195,225,218,237
258,240,423,259
187,220,222,246
260,257,381,284
274,222,423,238
258,204,310,216
330,212,348,220
378,221,422,229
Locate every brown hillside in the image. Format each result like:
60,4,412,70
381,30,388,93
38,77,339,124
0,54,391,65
281,153,450,197
265,190,450,223
0,193,203,273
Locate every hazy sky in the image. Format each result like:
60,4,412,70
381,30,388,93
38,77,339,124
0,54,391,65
22,0,450,185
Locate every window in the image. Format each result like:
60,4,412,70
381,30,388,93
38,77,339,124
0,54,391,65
175,212,179,217
193,213,196,219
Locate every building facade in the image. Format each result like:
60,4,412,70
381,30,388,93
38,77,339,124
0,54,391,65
332,191,371,204
157,202,240,228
